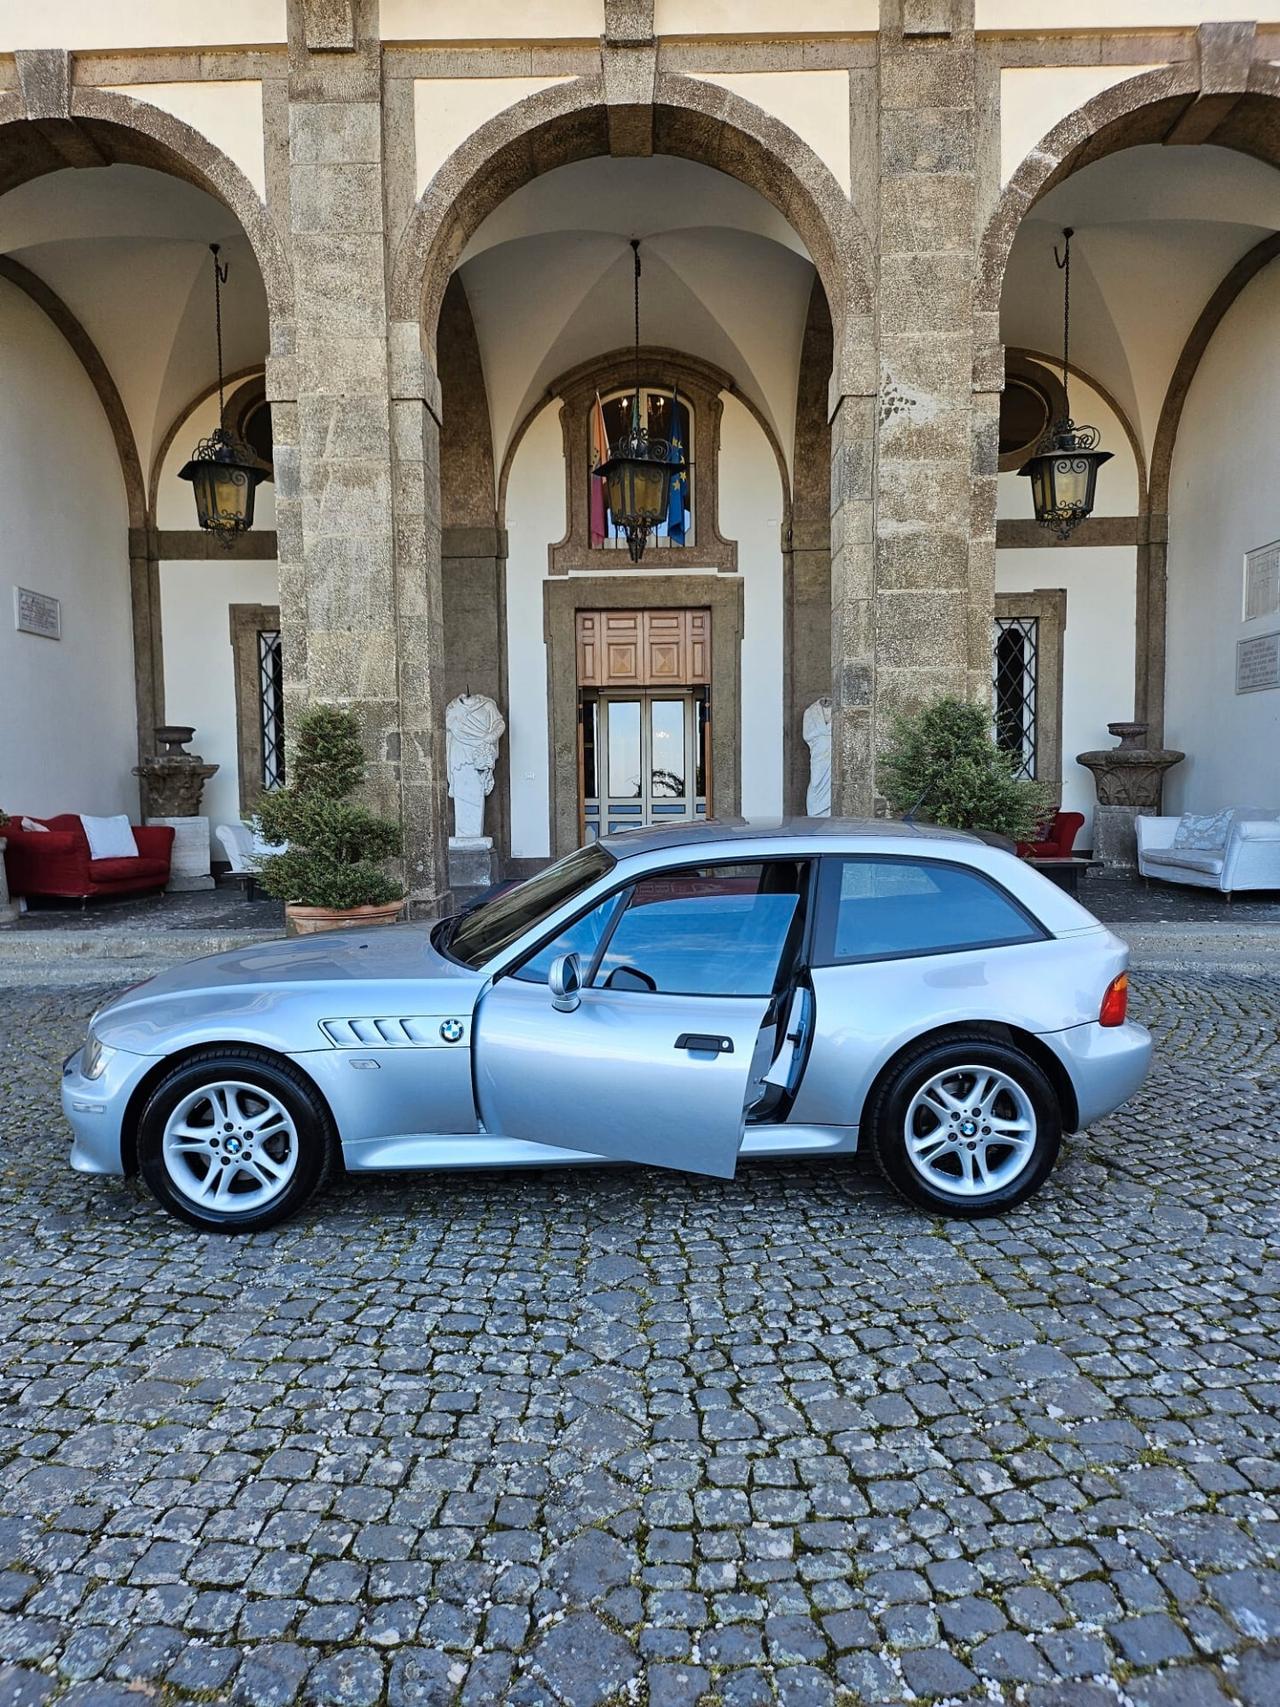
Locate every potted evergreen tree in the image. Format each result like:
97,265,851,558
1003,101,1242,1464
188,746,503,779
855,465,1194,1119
879,696,1053,844
253,705,406,935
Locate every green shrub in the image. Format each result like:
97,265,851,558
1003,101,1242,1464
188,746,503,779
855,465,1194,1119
253,706,404,910
879,696,1054,841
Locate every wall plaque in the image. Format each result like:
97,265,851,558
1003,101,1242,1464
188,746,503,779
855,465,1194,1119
1245,541,1280,622
1237,631,1280,694
13,586,61,640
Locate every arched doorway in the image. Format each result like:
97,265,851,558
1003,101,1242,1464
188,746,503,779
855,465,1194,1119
387,72,873,897
0,84,290,838
985,57,1280,835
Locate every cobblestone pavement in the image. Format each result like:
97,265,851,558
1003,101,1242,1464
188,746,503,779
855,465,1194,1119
0,975,1277,1707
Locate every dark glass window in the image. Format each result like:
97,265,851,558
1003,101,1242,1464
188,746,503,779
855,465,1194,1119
593,861,806,997
512,894,622,985
445,844,614,968
815,857,1043,965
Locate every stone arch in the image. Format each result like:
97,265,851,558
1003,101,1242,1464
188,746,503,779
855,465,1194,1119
387,70,873,391
978,52,1280,326
0,255,145,530
0,75,294,328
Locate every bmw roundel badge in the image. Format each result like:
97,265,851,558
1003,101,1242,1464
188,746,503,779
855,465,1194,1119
439,1018,464,1043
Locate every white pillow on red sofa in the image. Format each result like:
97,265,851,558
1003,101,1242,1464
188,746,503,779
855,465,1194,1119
20,817,48,832
80,814,139,860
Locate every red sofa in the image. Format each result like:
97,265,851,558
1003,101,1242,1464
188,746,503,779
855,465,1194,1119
2,815,174,903
1017,810,1086,861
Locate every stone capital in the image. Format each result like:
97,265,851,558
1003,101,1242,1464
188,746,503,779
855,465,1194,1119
301,0,356,51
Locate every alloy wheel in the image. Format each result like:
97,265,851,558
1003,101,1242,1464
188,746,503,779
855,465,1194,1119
160,1079,299,1213
903,1064,1038,1201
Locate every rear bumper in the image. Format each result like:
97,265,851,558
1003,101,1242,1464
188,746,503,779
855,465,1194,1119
61,1046,152,1177
1041,1019,1152,1129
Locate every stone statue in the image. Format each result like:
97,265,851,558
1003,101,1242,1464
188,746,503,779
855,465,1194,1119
803,697,833,817
446,692,506,843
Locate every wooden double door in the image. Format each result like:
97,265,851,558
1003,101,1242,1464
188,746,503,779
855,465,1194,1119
576,610,711,840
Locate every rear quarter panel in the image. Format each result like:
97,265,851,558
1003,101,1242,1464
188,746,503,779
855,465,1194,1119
791,930,1126,1128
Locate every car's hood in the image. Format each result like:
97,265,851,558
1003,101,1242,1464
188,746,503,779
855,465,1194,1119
92,923,486,1056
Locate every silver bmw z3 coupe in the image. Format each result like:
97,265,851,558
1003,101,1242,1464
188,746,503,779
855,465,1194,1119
62,819,1152,1232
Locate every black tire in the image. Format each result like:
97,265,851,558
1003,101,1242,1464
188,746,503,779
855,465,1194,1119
866,1035,1061,1218
137,1047,336,1233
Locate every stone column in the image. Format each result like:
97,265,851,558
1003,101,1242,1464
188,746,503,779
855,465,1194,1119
280,0,448,913
869,0,985,803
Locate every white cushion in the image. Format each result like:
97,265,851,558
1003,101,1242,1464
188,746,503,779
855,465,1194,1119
251,829,287,858
1173,809,1231,852
1145,849,1225,876
80,813,139,860
20,817,48,832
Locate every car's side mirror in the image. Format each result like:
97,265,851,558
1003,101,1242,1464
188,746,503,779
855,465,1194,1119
548,952,582,1012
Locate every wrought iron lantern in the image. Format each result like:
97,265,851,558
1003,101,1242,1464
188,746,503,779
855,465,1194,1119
595,240,685,563
1018,227,1111,540
179,244,264,546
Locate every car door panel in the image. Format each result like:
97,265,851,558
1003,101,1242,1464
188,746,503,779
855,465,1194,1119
472,979,772,1177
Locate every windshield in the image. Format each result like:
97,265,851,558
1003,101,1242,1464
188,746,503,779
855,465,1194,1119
445,843,616,969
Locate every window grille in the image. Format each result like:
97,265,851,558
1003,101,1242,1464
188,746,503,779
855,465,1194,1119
257,628,285,791
993,615,1038,779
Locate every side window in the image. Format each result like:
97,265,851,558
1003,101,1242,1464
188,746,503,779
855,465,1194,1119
815,857,1043,965
512,896,622,985
594,861,805,997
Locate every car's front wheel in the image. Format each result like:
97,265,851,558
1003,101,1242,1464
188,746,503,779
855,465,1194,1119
866,1036,1061,1217
137,1049,335,1232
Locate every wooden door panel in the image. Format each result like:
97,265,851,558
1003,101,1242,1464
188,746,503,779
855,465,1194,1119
577,608,711,687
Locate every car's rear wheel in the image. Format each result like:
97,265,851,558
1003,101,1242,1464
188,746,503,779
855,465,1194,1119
866,1036,1061,1217
138,1049,335,1232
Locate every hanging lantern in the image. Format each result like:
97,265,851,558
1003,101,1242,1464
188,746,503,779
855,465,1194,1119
179,244,264,546
1017,227,1111,540
594,240,685,563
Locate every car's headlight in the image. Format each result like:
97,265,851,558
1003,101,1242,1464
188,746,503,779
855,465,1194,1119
80,1033,114,1081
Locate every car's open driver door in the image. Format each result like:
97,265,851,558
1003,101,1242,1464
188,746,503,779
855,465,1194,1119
471,980,773,1178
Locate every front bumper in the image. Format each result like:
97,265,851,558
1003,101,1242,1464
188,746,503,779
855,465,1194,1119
61,1045,154,1176
1041,1018,1153,1129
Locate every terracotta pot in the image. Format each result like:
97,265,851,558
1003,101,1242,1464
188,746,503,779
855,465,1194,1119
286,898,406,936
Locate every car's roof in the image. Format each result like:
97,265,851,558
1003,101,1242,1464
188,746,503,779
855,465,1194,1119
597,816,980,856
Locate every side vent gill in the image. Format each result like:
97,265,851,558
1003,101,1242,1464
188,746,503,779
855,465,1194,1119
321,1017,453,1047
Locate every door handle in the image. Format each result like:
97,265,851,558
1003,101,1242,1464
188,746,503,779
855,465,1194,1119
675,1033,734,1054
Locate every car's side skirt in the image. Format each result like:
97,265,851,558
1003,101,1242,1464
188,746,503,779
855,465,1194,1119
340,1123,858,1173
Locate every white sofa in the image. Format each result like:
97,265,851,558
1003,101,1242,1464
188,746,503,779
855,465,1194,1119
1137,808,1280,894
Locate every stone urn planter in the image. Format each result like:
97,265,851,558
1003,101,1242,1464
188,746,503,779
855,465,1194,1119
1076,721,1185,869
134,724,220,892
285,898,406,937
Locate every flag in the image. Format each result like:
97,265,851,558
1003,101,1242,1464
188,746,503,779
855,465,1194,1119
590,392,610,547
667,393,687,546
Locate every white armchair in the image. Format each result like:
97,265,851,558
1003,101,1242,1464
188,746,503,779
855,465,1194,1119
216,822,287,901
1137,809,1280,895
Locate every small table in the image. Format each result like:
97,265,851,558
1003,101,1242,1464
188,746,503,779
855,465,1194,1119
1027,855,1102,898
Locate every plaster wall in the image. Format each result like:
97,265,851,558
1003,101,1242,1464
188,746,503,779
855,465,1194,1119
655,0,875,31
996,379,1139,838
100,84,268,201
718,394,784,819
999,69,1163,189
158,560,280,850
505,402,565,860
413,80,574,197
384,0,602,39
0,279,137,819
1165,263,1280,813
0,1,285,52
688,72,852,195
979,1,1280,26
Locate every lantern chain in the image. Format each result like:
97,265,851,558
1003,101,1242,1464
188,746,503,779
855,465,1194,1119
211,242,229,422
1054,226,1073,417
631,238,641,429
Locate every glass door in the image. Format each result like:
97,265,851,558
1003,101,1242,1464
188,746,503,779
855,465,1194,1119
581,689,710,839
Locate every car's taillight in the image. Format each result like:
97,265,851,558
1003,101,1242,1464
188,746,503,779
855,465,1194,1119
1099,972,1129,1027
